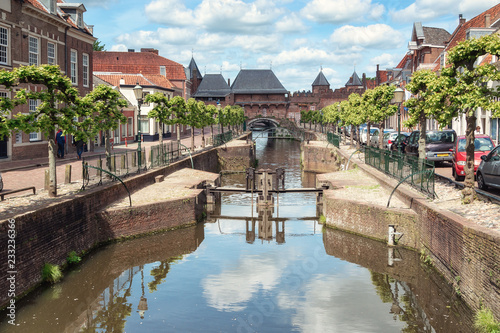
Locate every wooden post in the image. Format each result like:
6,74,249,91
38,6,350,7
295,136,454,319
121,155,126,170
65,164,72,184
97,159,102,177
132,152,137,168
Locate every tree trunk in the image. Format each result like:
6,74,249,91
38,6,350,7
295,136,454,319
202,127,205,148
159,121,163,145
418,114,426,159
366,123,371,147
48,130,57,197
176,123,181,146
350,126,354,148
105,129,111,173
462,111,477,204
356,126,360,150
191,126,195,151
379,121,385,149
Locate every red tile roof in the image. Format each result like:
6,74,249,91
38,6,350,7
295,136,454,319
445,4,500,52
94,73,174,90
94,51,187,82
395,53,412,69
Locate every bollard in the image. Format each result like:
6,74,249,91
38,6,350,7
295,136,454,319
65,164,72,184
121,155,126,170
132,152,137,167
97,159,103,177
125,138,127,147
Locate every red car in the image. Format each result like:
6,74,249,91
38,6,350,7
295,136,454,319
451,134,495,181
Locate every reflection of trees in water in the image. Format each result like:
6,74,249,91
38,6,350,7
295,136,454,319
370,271,433,333
82,268,135,333
148,256,183,293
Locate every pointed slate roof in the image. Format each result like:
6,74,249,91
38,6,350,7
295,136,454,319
193,74,231,98
345,70,362,86
188,57,203,80
312,71,330,86
231,69,288,94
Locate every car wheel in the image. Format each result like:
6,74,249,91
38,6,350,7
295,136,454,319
452,167,464,182
477,172,488,190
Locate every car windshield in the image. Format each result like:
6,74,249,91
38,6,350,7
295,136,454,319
426,131,455,144
370,128,378,134
457,137,494,152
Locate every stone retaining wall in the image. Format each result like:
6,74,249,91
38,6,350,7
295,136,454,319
311,142,500,317
0,140,253,309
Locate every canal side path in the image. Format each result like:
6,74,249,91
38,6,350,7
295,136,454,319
0,132,499,235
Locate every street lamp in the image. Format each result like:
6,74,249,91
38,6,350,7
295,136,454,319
392,87,405,153
133,82,143,171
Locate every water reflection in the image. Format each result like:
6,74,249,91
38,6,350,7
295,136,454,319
0,132,477,332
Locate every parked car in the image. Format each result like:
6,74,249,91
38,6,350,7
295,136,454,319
360,127,379,145
370,128,395,147
389,132,411,152
384,131,409,150
451,135,495,181
477,145,500,190
405,129,457,163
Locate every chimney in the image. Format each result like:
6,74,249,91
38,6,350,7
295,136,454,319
128,49,135,52
485,14,491,28
376,64,380,86
228,78,230,86
459,14,466,25
141,48,159,55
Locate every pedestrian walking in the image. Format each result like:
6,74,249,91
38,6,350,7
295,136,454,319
73,137,85,160
56,129,65,158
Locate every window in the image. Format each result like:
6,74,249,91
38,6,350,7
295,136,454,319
47,42,55,65
29,99,41,141
121,122,127,137
77,13,83,28
29,36,38,66
160,66,166,76
49,0,56,14
127,118,133,136
0,26,8,65
82,53,88,87
70,50,77,85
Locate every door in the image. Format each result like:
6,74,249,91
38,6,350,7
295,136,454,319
0,135,7,158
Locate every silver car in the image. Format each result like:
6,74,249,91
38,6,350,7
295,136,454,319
477,145,500,190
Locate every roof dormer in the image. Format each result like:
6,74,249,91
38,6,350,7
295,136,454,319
38,0,57,15
57,3,87,29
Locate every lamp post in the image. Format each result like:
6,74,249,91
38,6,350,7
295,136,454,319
133,82,143,171
393,87,405,153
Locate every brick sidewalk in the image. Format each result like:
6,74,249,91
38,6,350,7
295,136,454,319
0,128,222,194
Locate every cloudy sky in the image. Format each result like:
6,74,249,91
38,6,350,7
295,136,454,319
82,0,499,92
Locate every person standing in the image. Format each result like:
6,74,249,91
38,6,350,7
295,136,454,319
475,126,481,134
56,129,65,158
75,138,84,160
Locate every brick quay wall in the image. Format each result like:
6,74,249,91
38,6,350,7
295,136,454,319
0,134,254,309
303,141,500,318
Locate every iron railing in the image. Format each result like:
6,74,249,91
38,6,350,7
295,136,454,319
364,146,435,198
327,132,340,148
214,131,233,147
149,141,181,168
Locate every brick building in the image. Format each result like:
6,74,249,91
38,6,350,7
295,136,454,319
93,49,191,141
0,0,96,161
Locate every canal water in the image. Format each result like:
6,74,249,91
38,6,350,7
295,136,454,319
1,132,475,332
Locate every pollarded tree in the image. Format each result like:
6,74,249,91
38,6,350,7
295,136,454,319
322,103,341,135
186,98,201,151
3,65,82,197
206,104,218,140
169,96,188,146
362,86,397,148
437,34,500,203
145,92,174,146
404,69,442,159
344,93,366,150
80,84,127,172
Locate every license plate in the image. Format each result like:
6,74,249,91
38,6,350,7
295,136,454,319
436,154,448,157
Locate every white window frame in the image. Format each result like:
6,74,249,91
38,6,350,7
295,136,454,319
70,49,77,85
160,66,166,76
82,53,89,87
47,42,56,65
127,117,133,137
0,25,9,66
29,36,39,66
49,0,56,14
29,99,41,141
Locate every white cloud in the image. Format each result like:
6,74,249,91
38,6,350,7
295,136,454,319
145,0,194,26
301,0,385,24
258,47,334,67
330,24,404,49
275,13,307,33
390,0,499,23
115,28,196,48
369,53,399,69
109,44,128,51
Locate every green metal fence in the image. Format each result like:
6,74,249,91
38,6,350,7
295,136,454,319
364,146,435,198
213,131,233,147
149,141,181,168
327,132,340,148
